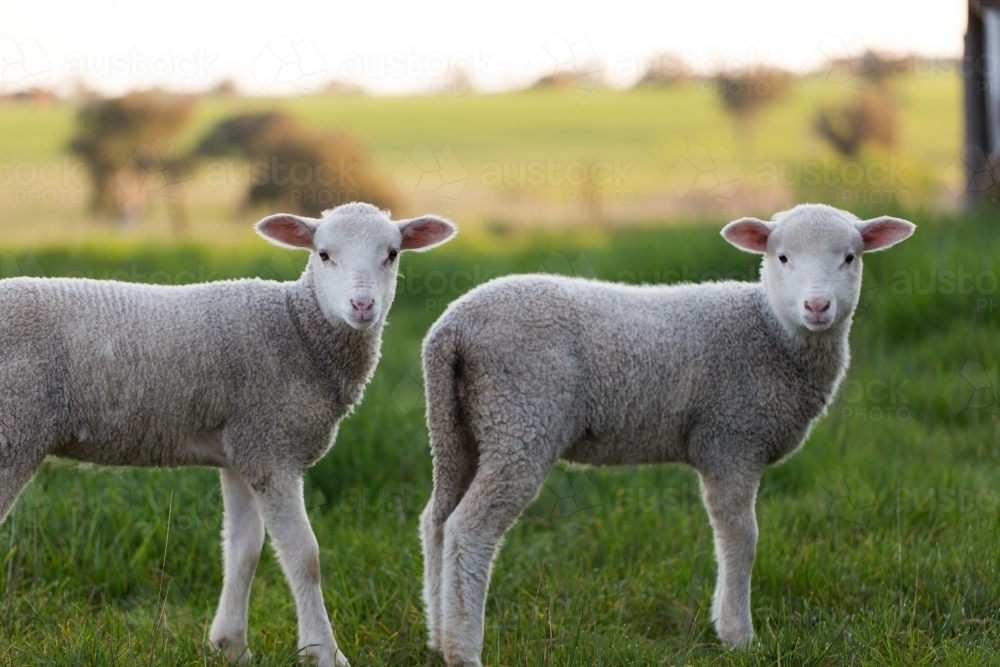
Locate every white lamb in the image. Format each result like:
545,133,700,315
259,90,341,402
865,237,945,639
0,202,457,667
418,203,914,666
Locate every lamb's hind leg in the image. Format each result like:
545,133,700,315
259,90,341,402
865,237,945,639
439,452,556,667
0,390,55,526
0,441,47,527
699,466,761,646
210,468,265,663
420,422,477,651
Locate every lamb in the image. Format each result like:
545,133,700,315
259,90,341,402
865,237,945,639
0,202,456,667
418,203,914,666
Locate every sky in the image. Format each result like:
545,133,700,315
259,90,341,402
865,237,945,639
1,0,969,97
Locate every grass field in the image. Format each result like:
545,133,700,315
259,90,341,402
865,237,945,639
0,73,964,246
0,205,996,665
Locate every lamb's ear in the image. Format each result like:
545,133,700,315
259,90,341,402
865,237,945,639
855,216,915,252
398,215,457,252
256,214,319,250
721,217,773,253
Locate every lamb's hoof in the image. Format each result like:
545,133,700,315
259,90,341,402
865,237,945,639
303,646,350,667
718,627,755,648
443,652,482,667
209,636,252,664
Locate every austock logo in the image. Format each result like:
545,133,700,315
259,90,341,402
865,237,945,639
805,34,879,91
116,144,193,217
944,361,998,445
944,145,999,204
0,253,44,279
528,34,602,100
391,361,425,416
250,35,328,93
528,467,603,526
801,469,877,525
667,144,743,202
0,34,51,87
391,144,468,209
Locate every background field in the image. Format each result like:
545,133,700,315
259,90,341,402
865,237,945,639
0,73,964,247
0,57,997,665
0,204,997,665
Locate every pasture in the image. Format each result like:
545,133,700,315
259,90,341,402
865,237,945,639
0,73,963,246
0,205,996,665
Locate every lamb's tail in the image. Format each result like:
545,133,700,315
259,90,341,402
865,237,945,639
421,321,478,525
419,320,479,649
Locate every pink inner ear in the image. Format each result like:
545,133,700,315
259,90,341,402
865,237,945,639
859,218,914,251
258,215,315,248
722,219,771,252
400,217,455,250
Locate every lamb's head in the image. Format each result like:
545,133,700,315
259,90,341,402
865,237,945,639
722,204,914,335
256,203,457,330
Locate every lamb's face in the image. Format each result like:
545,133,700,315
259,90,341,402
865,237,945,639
256,203,457,330
722,204,914,335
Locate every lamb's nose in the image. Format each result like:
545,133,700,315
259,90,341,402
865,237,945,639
804,298,831,313
351,298,374,315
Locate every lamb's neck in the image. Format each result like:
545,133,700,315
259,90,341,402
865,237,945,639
760,296,851,394
285,273,383,401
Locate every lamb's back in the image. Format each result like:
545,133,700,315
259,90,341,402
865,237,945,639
0,277,295,454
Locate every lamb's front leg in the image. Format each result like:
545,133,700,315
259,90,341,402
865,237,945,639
699,468,760,647
253,475,349,667
210,468,266,663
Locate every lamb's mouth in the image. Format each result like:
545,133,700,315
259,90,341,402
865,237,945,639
347,314,378,329
802,314,833,331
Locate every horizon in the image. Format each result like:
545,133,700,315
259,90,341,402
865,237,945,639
2,0,968,98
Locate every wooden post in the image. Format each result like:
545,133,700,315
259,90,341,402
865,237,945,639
964,0,1000,207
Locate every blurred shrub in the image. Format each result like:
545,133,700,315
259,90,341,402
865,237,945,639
714,68,792,119
814,90,897,157
636,53,688,86
194,112,397,217
69,93,194,226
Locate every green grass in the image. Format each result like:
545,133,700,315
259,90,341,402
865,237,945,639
0,207,997,665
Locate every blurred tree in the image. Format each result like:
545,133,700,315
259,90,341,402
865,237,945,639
814,90,897,157
715,68,792,120
714,68,792,142
69,92,194,229
636,53,688,86
194,112,397,217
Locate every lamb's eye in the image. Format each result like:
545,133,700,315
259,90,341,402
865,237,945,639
318,250,330,262
845,253,855,264
778,254,788,264
387,249,399,262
